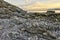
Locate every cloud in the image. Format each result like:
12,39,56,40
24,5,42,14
4,0,60,11
23,2,60,11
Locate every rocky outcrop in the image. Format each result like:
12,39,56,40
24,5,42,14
0,0,26,14
0,0,27,19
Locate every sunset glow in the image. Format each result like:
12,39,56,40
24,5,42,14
4,0,60,11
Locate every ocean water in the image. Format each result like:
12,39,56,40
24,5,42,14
27,11,46,13
55,10,60,13
27,10,60,13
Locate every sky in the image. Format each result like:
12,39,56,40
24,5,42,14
4,0,60,11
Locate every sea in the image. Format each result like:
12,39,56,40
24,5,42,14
27,10,60,13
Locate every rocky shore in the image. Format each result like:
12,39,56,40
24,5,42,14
0,0,60,40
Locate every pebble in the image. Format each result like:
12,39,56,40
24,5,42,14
43,32,47,36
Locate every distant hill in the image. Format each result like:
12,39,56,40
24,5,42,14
48,8,60,10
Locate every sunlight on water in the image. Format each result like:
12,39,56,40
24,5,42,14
27,11,46,13
28,10,60,13
55,10,60,13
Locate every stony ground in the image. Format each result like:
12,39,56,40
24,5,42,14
0,0,60,40
0,10,60,40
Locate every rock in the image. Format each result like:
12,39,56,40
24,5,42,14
20,28,26,31
57,37,60,40
43,32,47,36
47,31,57,39
28,36,38,40
0,27,3,30
2,31,25,40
